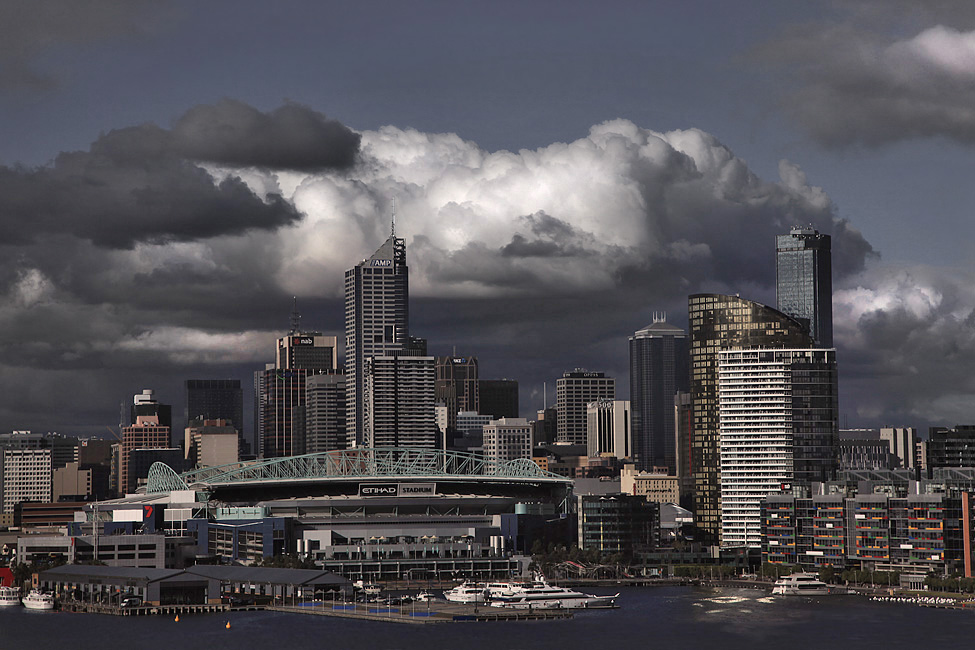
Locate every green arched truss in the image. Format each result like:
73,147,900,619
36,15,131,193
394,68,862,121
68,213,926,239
145,447,568,494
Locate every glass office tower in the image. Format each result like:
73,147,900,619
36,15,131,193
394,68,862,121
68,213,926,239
776,226,832,347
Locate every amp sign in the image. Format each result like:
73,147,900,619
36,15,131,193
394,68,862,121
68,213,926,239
370,259,392,267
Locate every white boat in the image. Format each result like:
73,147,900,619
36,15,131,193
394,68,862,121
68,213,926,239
443,582,489,603
771,573,831,596
22,590,54,610
0,586,21,607
415,591,436,602
489,577,618,609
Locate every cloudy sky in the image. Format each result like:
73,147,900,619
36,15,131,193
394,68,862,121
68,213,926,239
2,0,975,442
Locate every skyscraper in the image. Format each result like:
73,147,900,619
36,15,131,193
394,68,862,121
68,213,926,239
345,232,409,447
478,379,519,419
435,356,479,431
718,348,838,547
629,315,689,473
776,226,833,347
556,370,615,445
688,294,812,543
305,373,347,453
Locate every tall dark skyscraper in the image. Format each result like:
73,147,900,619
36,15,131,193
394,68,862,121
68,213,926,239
776,226,833,347
478,379,519,419
184,379,244,452
629,315,688,474
436,356,479,431
688,294,812,544
345,231,409,447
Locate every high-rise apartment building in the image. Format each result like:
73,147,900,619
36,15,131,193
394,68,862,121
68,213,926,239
629,315,688,473
362,355,437,448
688,294,812,543
556,370,615,446
435,356,479,431
345,233,409,447
718,348,838,548
130,389,172,434
927,426,975,468
776,226,833,347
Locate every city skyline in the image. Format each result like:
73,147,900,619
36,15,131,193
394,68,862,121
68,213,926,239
3,2,975,436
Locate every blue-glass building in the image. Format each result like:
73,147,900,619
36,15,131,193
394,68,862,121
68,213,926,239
775,226,833,347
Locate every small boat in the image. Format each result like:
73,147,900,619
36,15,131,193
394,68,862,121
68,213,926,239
415,591,436,602
771,573,831,596
22,590,55,610
0,586,21,607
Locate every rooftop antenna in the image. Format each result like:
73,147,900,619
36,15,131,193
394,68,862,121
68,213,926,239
391,197,396,237
289,297,301,335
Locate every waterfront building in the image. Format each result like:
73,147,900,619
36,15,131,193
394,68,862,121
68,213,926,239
362,355,437,449
776,226,833,347
482,417,532,464
688,293,812,544
479,379,520,419
577,493,660,555
102,447,572,578
629,315,688,473
718,348,838,548
345,231,410,447
556,370,615,446
586,399,631,460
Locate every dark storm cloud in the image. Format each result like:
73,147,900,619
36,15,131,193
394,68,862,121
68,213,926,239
172,99,361,171
0,130,301,249
0,0,165,91
757,3,975,148
0,99,362,250
834,265,975,428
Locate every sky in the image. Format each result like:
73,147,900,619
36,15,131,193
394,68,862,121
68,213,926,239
3,0,975,441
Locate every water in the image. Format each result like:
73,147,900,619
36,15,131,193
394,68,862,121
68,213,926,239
2,586,972,650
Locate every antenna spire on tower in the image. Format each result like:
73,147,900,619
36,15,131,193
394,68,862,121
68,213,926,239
289,297,301,334
391,197,396,237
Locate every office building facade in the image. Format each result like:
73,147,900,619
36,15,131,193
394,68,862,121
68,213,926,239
776,226,833,347
482,417,533,464
435,356,479,432
305,373,347,454
120,415,171,494
688,293,812,543
586,399,631,460
629,316,688,473
345,234,409,447
478,379,519,419
556,371,615,446
185,379,244,453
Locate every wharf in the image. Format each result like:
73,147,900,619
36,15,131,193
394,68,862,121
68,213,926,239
60,601,238,616
266,601,574,624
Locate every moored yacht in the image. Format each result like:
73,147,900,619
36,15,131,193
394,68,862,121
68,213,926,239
22,590,54,610
489,578,618,609
0,586,21,607
771,573,831,596
443,582,489,603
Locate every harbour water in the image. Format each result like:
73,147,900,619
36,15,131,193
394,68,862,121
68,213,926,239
3,586,973,649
